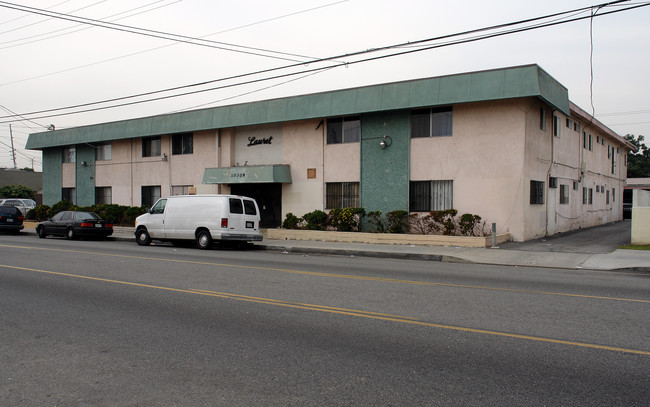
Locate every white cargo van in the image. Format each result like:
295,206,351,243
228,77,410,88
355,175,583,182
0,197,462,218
135,194,262,249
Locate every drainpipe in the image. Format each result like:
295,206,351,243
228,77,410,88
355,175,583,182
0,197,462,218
545,110,556,237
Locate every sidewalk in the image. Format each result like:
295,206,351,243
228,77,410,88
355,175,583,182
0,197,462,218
104,224,650,272
21,222,649,272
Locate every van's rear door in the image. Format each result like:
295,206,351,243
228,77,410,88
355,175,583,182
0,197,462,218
227,197,245,232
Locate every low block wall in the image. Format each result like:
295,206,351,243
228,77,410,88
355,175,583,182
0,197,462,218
262,229,510,248
631,207,650,245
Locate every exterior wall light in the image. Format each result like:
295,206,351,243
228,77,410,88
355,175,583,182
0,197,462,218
161,153,168,161
379,135,392,149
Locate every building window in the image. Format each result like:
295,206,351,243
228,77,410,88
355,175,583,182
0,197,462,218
612,153,616,174
95,187,112,204
141,185,161,207
589,188,593,205
327,116,360,144
325,182,360,209
171,185,192,195
410,180,454,211
172,133,193,155
553,116,560,138
606,190,610,205
596,185,600,193
539,108,546,131
530,180,544,205
574,122,579,132
96,143,112,161
583,132,587,149
613,188,616,202
411,107,453,138
608,145,611,158
559,184,569,205
582,187,588,204
589,134,593,151
142,136,161,157
566,118,570,128
549,177,558,188
62,146,75,163
573,180,579,190
62,188,76,204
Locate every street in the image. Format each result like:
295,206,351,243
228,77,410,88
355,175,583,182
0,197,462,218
1,234,649,406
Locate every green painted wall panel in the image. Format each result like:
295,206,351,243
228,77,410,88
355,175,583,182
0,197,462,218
360,111,410,214
469,70,506,100
75,144,96,207
409,77,440,107
355,86,383,112
439,74,471,104
381,82,412,110
27,65,571,149
330,89,358,116
42,148,62,205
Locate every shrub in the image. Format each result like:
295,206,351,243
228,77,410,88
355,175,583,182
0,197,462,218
458,213,482,236
329,207,365,232
47,200,77,218
282,212,302,229
27,205,50,221
302,210,328,230
430,209,458,235
385,210,409,234
0,184,35,199
365,211,385,233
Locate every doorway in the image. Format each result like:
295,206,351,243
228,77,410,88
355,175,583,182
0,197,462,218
230,183,282,228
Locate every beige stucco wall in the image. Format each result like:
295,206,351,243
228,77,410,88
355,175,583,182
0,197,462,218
324,142,360,182
94,132,219,206
411,100,528,240
631,190,650,244
282,120,325,218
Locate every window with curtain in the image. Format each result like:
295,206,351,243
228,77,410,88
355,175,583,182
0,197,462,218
409,180,453,211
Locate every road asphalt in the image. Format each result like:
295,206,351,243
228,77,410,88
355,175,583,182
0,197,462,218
22,220,650,272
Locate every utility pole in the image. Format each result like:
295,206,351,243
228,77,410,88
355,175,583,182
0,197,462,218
9,123,17,169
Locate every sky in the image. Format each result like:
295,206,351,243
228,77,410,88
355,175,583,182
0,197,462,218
1,0,649,172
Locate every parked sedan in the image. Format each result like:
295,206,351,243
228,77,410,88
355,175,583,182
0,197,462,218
0,206,24,234
36,211,113,240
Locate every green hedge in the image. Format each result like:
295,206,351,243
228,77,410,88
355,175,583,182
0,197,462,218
26,201,148,225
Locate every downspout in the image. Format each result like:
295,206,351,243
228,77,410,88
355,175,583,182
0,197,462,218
545,111,556,237
217,129,221,194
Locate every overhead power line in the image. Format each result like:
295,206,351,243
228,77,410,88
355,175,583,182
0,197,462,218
1,0,647,124
0,0,329,62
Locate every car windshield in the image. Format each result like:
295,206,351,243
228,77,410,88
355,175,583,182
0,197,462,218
74,212,100,220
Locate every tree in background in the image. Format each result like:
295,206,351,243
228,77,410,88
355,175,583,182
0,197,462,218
624,134,650,178
0,184,35,199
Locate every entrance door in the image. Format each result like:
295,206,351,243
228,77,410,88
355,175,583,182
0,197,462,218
230,183,281,228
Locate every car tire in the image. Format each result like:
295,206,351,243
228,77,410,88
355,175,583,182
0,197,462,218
66,228,76,240
135,228,151,246
37,226,46,239
196,230,212,250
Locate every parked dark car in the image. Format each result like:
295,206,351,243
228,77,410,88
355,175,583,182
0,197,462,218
36,211,113,240
0,206,25,234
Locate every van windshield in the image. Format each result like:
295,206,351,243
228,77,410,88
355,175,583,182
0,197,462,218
243,200,257,215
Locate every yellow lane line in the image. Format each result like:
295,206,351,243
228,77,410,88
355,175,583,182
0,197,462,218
1,243,649,304
2,263,649,356
189,289,420,320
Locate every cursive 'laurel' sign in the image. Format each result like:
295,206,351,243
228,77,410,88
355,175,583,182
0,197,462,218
247,136,273,147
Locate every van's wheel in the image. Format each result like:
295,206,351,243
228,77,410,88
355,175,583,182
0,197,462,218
66,228,76,240
135,228,151,246
37,226,46,239
196,230,212,250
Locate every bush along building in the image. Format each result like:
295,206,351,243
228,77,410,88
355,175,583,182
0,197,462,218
26,65,632,241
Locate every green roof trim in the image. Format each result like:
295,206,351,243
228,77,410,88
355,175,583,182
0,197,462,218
27,64,570,149
202,164,292,184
